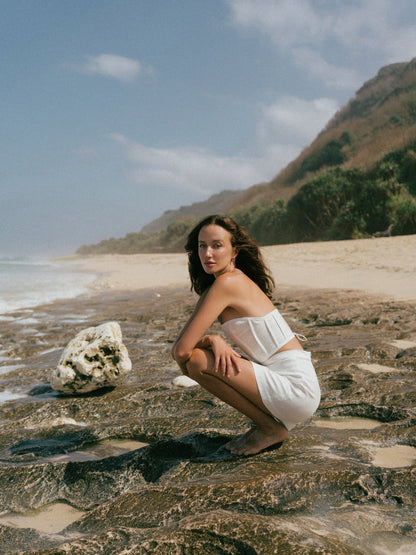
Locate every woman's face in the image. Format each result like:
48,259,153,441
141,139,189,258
198,224,237,277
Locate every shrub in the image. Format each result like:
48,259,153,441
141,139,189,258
330,201,367,239
286,168,363,241
232,200,290,245
291,133,351,183
398,150,416,195
389,195,416,235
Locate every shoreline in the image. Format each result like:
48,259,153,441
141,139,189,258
60,234,416,302
58,252,189,294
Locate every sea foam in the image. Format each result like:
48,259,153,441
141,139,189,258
0,258,96,316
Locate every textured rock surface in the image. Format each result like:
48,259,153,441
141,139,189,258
50,321,132,394
0,287,415,553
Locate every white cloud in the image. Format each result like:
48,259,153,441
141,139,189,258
109,94,338,197
329,0,394,52
109,133,263,194
70,54,144,82
227,0,327,48
387,27,416,63
226,0,416,88
254,95,339,178
293,48,362,91
327,1,416,65
257,95,339,146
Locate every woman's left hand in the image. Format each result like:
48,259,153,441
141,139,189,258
198,335,242,377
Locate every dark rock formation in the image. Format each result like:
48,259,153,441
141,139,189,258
0,287,415,553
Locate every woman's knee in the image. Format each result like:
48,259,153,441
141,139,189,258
186,348,210,379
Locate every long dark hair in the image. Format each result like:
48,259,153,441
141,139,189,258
185,215,275,298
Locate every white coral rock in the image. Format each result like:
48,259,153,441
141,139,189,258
50,322,132,394
172,375,199,388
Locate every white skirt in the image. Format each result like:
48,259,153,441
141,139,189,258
252,350,320,431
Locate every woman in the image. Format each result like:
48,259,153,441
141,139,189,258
171,215,320,456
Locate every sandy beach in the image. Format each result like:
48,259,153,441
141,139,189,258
67,234,416,301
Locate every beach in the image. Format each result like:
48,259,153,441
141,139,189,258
0,235,415,553
66,234,416,301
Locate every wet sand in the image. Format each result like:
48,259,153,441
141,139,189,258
0,503,85,535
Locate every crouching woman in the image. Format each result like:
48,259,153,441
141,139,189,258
171,215,320,456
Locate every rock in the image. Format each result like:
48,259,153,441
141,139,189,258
1,288,416,553
172,375,199,388
50,322,131,394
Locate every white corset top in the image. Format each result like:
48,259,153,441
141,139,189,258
221,308,295,364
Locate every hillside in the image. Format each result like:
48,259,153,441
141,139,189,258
270,58,416,190
140,57,416,229
77,58,416,255
141,189,242,233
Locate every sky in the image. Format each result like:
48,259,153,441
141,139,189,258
1,0,416,256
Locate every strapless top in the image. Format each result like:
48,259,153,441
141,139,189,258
221,309,295,364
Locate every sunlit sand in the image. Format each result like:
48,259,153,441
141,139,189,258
64,235,416,302
358,363,400,374
43,439,148,463
314,417,382,430
371,445,416,468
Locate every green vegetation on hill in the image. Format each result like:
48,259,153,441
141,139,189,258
77,217,196,255
289,132,352,184
232,143,416,244
268,58,416,194
77,59,416,256
77,144,416,255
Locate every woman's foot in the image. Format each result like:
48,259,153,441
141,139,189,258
225,422,289,456
224,428,256,452
223,432,247,451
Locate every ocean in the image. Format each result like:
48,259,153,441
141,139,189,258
0,257,96,317
0,257,97,403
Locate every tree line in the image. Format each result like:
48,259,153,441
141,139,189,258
77,143,416,256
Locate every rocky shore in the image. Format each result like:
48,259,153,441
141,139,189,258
0,285,416,553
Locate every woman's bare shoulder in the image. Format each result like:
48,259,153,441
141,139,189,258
213,270,252,292
214,270,273,318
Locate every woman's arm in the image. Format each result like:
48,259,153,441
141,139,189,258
171,289,209,355
197,333,242,377
171,274,239,370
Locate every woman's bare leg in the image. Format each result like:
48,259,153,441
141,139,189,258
186,348,289,456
